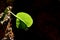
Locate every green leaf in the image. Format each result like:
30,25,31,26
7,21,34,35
16,12,33,29
16,18,20,28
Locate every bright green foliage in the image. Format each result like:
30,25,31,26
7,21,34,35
16,18,20,28
16,12,33,29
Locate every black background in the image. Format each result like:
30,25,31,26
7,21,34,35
0,0,60,40
12,0,60,40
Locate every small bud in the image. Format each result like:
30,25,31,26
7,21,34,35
1,21,4,24
8,16,10,19
8,6,12,10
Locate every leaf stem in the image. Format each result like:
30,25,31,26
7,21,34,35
10,11,19,19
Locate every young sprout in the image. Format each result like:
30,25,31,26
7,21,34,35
1,6,33,40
